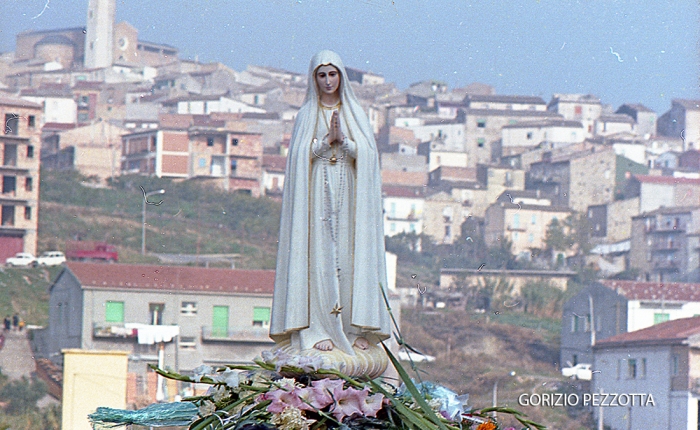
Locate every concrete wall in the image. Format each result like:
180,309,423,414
593,346,687,430
62,349,128,430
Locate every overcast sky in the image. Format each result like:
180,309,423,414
1,0,698,114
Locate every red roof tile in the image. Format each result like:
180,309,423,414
42,122,77,132
595,316,700,348
65,262,275,295
633,175,700,185
382,185,426,198
262,155,287,172
601,280,700,302
0,96,42,109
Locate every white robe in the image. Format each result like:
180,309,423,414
270,51,391,355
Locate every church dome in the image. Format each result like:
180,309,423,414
35,35,76,47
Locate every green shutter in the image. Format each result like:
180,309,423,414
253,307,271,323
212,306,229,337
105,301,124,323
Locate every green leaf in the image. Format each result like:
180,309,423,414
382,344,451,430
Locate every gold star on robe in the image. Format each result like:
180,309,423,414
330,303,343,317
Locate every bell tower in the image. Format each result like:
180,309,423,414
84,0,116,69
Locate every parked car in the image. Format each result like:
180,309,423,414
5,252,37,267
561,363,593,380
36,251,66,267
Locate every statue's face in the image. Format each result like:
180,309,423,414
315,65,340,97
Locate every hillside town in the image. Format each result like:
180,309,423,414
1,1,700,429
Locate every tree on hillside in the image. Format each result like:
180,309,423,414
544,213,593,266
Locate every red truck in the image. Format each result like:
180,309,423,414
65,241,118,263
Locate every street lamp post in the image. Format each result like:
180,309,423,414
492,371,516,418
142,189,165,255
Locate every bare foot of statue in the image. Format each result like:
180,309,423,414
353,337,370,350
314,339,334,351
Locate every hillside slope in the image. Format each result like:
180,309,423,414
38,170,281,268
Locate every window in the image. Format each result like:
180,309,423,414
526,132,533,139
4,114,19,135
531,215,536,224
654,313,670,324
640,358,647,378
180,301,197,315
25,177,32,192
27,116,35,128
3,144,17,167
179,336,196,350
231,138,239,146
231,159,238,174
616,359,622,379
24,206,31,220
207,137,215,147
149,303,165,325
390,222,396,232
198,158,206,168
27,146,34,158
105,301,124,323
528,233,534,243
477,138,485,148
2,176,16,194
1,206,15,226
627,359,637,379
252,307,271,327
672,354,679,376
477,119,486,128
513,213,520,228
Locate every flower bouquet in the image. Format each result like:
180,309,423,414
89,344,544,430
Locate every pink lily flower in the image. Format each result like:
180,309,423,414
330,387,365,421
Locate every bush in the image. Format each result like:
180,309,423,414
0,376,46,414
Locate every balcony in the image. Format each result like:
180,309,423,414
93,323,180,344
507,224,526,232
94,323,137,339
651,243,681,252
201,326,273,343
653,260,680,271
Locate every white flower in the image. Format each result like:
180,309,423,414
270,406,315,430
192,365,213,383
207,385,229,402
198,400,216,417
213,368,240,389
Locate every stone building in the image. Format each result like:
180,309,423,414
547,94,603,137
0,96,42,262
121,114,264,196
658,99,700,150
630,206,700,282
34,262,275,405
527,146,648,212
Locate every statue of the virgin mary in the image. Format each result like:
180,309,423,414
270,50,391,377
